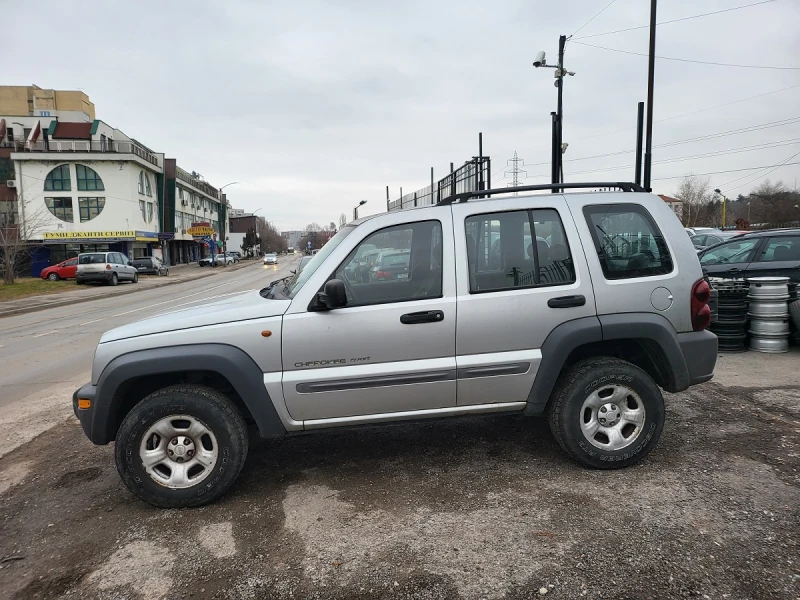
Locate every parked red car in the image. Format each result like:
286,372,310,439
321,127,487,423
40,257,78,281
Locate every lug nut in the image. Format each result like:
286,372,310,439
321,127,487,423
187,450,194,457
171,439,178,445
600,407,606,413
168,449,174,456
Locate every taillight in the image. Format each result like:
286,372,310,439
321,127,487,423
376,270,388,278
691,279,711,331
105,264,111,270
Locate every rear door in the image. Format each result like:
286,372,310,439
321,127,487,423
745,234,800,282
451,196,596,406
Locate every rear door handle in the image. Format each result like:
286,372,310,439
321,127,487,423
400,310,444,324
547,295,586,309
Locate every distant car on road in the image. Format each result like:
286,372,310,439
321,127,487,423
131,256,169,276
263,253,278,265
215,253,239,265
76,252,138,286
698,228,800,281
370,249,411,281
40,257,78,281
198,256,213,267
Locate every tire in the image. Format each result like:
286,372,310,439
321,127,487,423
109,273,118,286
47,272,60,281
132,272,139,283
547,357,665,469
115,385,248,508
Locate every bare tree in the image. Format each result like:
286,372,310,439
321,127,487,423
328,221,337,232
338,213,347,230
0,203,49,285
675,175,713,227
255,217,286,253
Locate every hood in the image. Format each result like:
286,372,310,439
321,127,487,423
100,290,290,343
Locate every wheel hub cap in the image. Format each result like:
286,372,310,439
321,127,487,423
139,415,218,489
579,384,647,451
598,403,621,426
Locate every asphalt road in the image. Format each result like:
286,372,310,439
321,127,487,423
0,256,300,409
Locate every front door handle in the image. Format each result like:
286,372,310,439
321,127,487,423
400,310,444,324
547,295,586,309
727,267,741,275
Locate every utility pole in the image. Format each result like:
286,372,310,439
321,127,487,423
505,151,526,194
635,102,644,187
643,0,657,192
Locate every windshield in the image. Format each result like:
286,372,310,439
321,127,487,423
282,225,355,298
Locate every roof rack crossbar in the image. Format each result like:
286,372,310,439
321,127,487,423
437,182,645,205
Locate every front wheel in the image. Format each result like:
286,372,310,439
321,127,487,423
47,272,60,281
115,385,249,508
547,358,665,469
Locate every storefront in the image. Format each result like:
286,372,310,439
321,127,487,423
39,230,160,273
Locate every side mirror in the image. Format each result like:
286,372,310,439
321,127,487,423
317,279,347,310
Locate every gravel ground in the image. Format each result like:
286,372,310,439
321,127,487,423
0,351,798,600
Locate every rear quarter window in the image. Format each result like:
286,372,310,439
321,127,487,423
583,204,673,280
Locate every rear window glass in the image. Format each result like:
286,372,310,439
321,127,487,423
79,253,107,264
583,204,673,280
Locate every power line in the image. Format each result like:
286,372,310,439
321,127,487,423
652,162,800,181
571,40,800,70
718,150,800,190
570,0,619,38
573,0,777,40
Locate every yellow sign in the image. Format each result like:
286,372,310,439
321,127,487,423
187,226,215,236
44,231,136,240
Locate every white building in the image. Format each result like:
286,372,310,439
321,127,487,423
10,119,164,270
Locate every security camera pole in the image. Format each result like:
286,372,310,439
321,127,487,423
534,35,574,192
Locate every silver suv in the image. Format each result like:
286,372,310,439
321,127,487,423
76,252,139,286
73,183,717,507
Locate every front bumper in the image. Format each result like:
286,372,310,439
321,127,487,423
73,382,101,443
677,329,718,386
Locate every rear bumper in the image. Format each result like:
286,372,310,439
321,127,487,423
76,272,112,283
73,382,103,444
677,329,718,386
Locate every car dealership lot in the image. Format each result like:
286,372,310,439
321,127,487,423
0,350,797,600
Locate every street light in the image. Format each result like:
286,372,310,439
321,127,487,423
353,199,367,221
714,188,728,230
795,204,799,225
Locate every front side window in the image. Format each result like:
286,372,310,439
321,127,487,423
44,165,71,191
583,204,673,280
79,197,105,222
700,239,760,265
45,197,73,222
757,236,799,262
333,220,443,306
76,165,104,191
465,208,575,293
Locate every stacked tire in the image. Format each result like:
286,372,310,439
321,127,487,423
710,280,749,353
748,276,790,353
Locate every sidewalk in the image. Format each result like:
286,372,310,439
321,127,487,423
0,260,259,319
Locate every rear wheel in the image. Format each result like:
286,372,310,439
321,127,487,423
47,272,60,281
109,273,118,286
132,272,139,283
547,358,665,469
115,385,248,508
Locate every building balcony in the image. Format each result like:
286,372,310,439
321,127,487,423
4,138,160,167
175,168,219,200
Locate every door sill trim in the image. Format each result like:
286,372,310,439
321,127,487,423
303,402,527,430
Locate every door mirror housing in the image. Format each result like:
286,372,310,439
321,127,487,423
316,279,347,310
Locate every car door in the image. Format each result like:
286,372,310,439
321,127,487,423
744,234,800,282
61,258,78,278
698,237,763,279
281,209,456,422
451,197,596,406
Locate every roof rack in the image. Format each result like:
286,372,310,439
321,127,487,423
437,182,645,205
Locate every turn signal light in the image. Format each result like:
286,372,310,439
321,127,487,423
77,399,92,409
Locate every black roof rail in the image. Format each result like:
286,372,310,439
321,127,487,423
437,182,645,205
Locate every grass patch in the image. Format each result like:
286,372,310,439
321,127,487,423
0,278,79,301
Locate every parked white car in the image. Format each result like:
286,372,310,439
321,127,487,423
215,253,239,265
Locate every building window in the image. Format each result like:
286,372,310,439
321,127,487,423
45,197,73,222
44,165,71,191
76,164,105,191
138,171,144,194
78,197,105,222
146,202,154,223
145,173,152,197
6,127,13,142
140,199,146,222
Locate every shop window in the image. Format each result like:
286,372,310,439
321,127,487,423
79,197,105,222
45,197,73,222
44,165,71,191
76,165,104,191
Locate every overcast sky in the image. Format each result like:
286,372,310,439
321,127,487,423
8,0,800,229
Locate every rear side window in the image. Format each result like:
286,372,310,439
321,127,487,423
757,236,800,262
583,204,673,280
465,208,576,293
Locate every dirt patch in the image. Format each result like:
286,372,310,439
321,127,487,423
0,378,798,599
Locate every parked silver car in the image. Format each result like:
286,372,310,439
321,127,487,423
76,252,138,286
73,183,716,507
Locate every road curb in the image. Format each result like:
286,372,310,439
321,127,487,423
0,261,260,319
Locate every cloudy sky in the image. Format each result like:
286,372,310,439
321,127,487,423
9,0,800,229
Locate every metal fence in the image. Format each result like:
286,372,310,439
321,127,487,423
6,138,160,166
388,157,491,211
